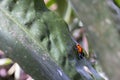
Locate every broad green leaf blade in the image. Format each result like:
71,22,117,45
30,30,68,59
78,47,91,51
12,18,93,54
0,32,69,80
0,0,70,80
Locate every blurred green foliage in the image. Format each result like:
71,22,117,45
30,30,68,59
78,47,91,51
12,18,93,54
114,0,120,8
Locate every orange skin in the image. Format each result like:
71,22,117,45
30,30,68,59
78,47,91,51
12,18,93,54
71,36,84,58
76,43,83,54
75,43,85,59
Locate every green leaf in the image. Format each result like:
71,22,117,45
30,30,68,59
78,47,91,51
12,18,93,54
0,0,71,80
46,0,56,7
114,0,120,8
0,58,13,66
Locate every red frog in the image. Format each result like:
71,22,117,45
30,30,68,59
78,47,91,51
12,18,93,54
76,43,85,59
71,37,86,59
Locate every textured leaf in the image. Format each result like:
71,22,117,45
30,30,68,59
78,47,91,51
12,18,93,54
0,0,70,80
